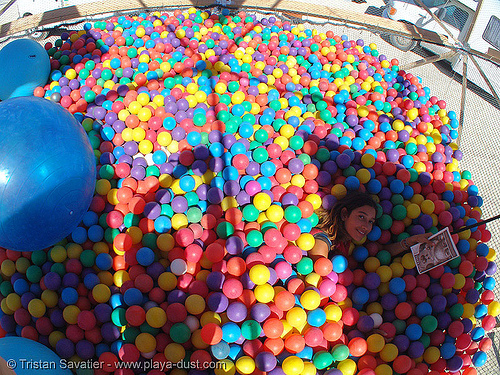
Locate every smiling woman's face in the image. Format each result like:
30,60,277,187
342,205,376,242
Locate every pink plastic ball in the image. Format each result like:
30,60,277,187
319,279,337,297
275,261,293,279
222,278,243,299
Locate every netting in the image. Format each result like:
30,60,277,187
1,2,500,375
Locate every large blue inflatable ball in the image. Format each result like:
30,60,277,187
0,97,96,251
0,336,72,374
0,39,50,100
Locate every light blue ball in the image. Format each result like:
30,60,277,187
0,39,50,100
331,255,348,273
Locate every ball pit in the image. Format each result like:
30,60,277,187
0,6,498,375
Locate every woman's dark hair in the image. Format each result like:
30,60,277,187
317,190,378,244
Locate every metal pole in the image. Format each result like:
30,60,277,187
457,53,468,148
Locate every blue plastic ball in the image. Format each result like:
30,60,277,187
123,288,143,306
61,287,78,305
472,350,487,367
222,322,241,343
211,341,231,360
0,97,96,251
307,309,327,327
0,39,50,100
331,255,348,273
405,324,423,341
136,247,155,266
95,253,113,271
352,287,370,305
440,343,456,360
389,277,406,295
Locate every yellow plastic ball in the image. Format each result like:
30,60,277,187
331,184,347,199
407,108,419,121
280,124,295,138
420,200,435,215
146,307,167,328
488,301,500,316
380,343,398,362
300,290,321,310
171,214,188,230
254,283,274,303
50,245,68,263
92,284,111,303
113,270,130,288
185,294,206,315
423,346,440,364
28,298,46,318
5,293,21,312
164,343,185,363
135,332,156,353
364,257,381,273
367,333,385,353
390,262,404,278
286,307,307,328
266,205,284,222
214,359,235,375
392,120,405,131
63,305,80,324
282,356,304,375
406,203,421,219
401,253,416,269
253,192,272,211
337,359,357,375
235,356,255,374
214,82,227,94
249,264,270,285
131,127,146,142
41,290,58,308
356,168,372,184
375,364,393,375
324,304,342,322
65,69,77,80
138,139,153,154
137,92,150,105
0,299,12,315
296,233,314,251
0,260,15,277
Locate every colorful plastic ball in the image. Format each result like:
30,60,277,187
307,309,327,327
331,255,348,273
249,264,270,285
236,356,256,374
286,307,307,328
472,350,487,367
255,351,277,372
367,334,385,353
0,97,96,251
0,39,51,100
332,345,350,361
312,351,333,370
348,337,367,357
282,356,304,375
300,290,321,310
